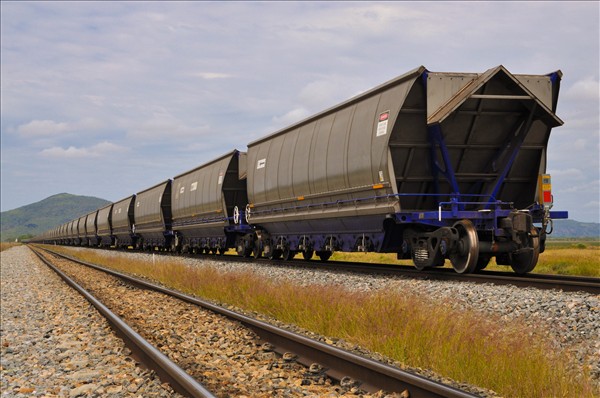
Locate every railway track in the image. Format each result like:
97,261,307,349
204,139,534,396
33,245,480,398
280,259,600,295
41,243,600,294
30,247,216,398
123,247,599,294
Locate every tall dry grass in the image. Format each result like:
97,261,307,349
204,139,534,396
329,241,599,277
0,242,21,252
45,245,596,397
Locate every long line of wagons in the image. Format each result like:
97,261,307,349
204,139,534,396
31,65,569,274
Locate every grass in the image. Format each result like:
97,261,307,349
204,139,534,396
41,245,597,397
0,242,21,252
481,239,600,276
329,239,600,277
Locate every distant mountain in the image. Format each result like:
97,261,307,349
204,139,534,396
0,193,110,241
550,219,600,239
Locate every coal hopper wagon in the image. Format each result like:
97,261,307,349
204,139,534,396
242,65,567,273
111,195,136,249
170,150,251,255
132,180,173,251
96,203,113,247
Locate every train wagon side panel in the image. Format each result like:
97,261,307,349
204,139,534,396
171,150,249,252
246,68,425,229
112,195,136,246
133,180,172,248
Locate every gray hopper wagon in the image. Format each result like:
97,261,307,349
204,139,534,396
132,180,173,251
111,195,136,248
171,150,250,254
96,203,114,247
84,210,99,247
244,65,567,273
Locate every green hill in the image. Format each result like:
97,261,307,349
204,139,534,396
0,193,110,242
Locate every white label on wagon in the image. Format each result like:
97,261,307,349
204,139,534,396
257,158,266,169
376,110,390,137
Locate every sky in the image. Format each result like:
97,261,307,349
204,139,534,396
1,1,599,224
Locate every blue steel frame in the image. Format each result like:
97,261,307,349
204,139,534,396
393,193,567,236
247,188,568,242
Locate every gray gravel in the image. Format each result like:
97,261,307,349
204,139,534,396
0,245,182,398
44,250,376,397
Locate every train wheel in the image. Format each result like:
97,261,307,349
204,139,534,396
510,227,540,274
253,240,263,259
302,250,314,260
269,249,282,260
449,219,479,274
218,248,226,256
317,251,332,261
282,246,294,261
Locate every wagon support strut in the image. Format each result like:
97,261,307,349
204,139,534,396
483,102,537,208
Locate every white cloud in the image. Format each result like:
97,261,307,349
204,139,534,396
548,168,585,180
40,141,128,159
573,138,587,151
81,95,106,106
564,77,600,101
18,120,71,136
193,72,233,79
271,107,310,128
126,111,210,141
583,200,600,210
298,75,364,111
560,179,599,194
17,118,105,137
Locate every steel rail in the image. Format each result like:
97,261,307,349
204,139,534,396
45,243,599,293
39,242,600,293
166,250,600,294
38,246,478,398
297,261,600,294
186,252,599,294
29,247,216,398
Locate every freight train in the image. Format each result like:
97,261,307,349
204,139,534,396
31,65,569,274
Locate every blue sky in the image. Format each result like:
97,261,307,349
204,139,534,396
1,1,598,223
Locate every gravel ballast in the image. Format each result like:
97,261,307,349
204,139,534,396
0,245,182,398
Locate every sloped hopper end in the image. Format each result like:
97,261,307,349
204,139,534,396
389,65,563,211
